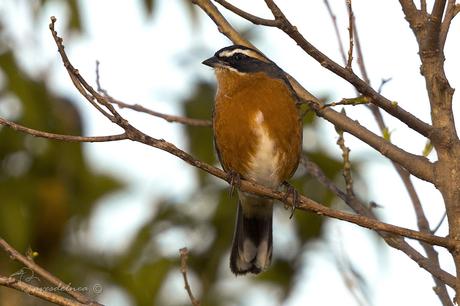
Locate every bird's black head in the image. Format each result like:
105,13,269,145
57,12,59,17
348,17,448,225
202,45,283,77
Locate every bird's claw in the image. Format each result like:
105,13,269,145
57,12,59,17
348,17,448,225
282,182,299,219
227,170,241,197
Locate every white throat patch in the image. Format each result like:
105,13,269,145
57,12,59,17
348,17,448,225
215,66,246,75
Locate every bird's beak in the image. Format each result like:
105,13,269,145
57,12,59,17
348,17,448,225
202,56,221,68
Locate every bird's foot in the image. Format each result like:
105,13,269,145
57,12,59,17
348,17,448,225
282,182,299,219
227,170,241,197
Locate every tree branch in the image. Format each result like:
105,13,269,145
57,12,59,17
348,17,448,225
432,0,447,21
309,100,434,182
0,117,128,142
323,0,347,65
115,99,212,126
214,0,279,26
421,0,427,13
345,0,354,70
205,0,456,298
261,0,433,139
42,15,460,256
49,17,123,126
348,9,452,302
352,14,370,85
399,0,419,21
301,156,456,289
397,168,453,305
179,248,200,306
191,0,256,48
46,17,455,250
3,16,454,304
398,0,460,300
440,0,459,49
332,232,368,306
433,212,448,234
0,238,101,305
95,61,211,127
335,111,355,198
194,0,435,184
0,276,86,306
103,97,211,127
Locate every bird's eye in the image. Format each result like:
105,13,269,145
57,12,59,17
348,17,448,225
234,53,245,60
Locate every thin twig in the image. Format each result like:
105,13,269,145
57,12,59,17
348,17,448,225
345,0,354,70
432,212,448,234
110,99,212,127
399,0,422,38
301,156,348,202
50,17,125,126
301,156,456,288
314,3,452,299
95,61,211,127
324,0,347,64
332,229,368,306
0,276,85,306
335,109,355,198
179,248,200,306
261,0,434,140
377,78,392,94
191,0,256,48
400,0,459,300
0,238,101,305
322,96,369,108
440,0,459,49
214,0,279,26
305,97,434,182
350,8,452,304
0,117,127,142
421,0,427,13
352,17,370,85
432,0,447,22
395,168,453,305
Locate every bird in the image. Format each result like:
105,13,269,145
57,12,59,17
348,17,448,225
202,45,302,275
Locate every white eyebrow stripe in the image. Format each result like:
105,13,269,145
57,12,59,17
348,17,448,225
219,49,253,57
218,49,268,62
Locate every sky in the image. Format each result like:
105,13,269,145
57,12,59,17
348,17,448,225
1,0,459,305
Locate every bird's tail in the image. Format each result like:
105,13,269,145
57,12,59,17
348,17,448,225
230,194,273,275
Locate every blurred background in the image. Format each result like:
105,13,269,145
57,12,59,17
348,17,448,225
0,1,458,305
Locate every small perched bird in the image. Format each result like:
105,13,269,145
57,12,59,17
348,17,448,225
203,45,302,275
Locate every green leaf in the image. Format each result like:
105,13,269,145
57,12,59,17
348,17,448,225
422,139,433,157
383,127,392,141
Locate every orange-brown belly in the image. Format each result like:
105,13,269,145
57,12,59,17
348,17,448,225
213,72,301,187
